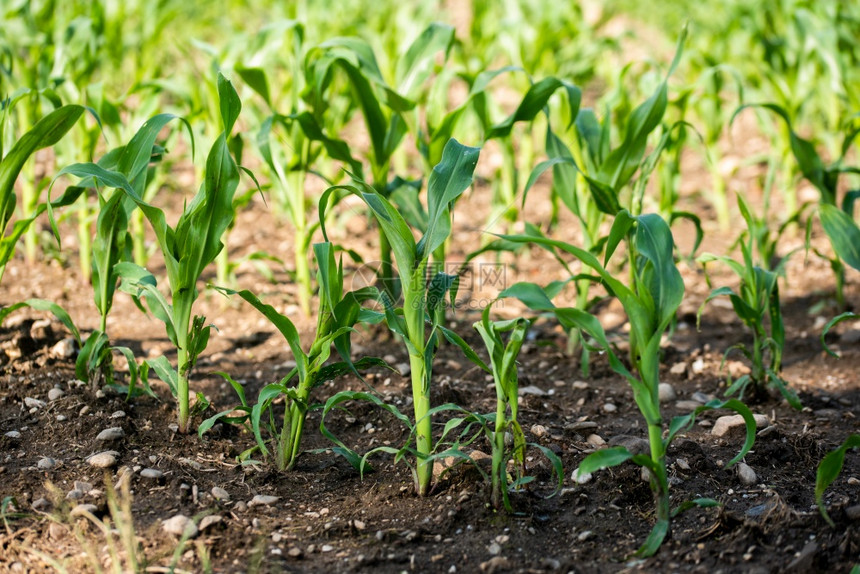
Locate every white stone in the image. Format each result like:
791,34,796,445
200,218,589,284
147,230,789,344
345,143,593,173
572,468,592,484
162,515,198,538
47,388,65,401
140,468,163,479
658,383,676,402
96,427,125,441
87,452,118,468
737,462,757,486
249,494,279,507
711,414,769,437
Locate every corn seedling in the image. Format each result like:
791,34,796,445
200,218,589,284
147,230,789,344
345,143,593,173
507,32,695,374
816,434,860,527
48,113,191,392
201,242,387,470
304,23,455,298
318,138,480,495
472,305,563,510
733,104,860,307
697,193,801,409
57,74,245,431
499,211,756,556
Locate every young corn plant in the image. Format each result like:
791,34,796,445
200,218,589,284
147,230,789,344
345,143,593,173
697,194,801,409
472,306,563,511
200,242,386,470
732,104,860,307
50,113,190,391
303,23,455,298
58,74,245,432
498,212,757,556
509,64,697,373
318,138,480,496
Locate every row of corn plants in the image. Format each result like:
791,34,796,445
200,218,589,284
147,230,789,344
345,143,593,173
0,5,858,561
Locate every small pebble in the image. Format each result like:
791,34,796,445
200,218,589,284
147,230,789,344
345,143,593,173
110,411,126,419
488,542,501,555
31,498,50,511
530,424,548,438
96,427,125,441
211,487,230,501
658,383,676,402
711,414,769,437
37,457,57,471
353,519,366,530
24,397,45,409
249,494,279,507
287,547,303,558
47,389,65,401
669,362,687,376
845,505,860,521
5,431,21,439
51,338,76,359
74,481,93,493
66,489,84,500
162,514,198,538
519,385,546,396
602,403,617,413
737,463,757,486
572,468,592,484
585,434,605,447
691,358,705,374
140,468,163,479
79,405,90,416
56,415,67,422
577,530,593,541
88,452,118,468
199,515,223,531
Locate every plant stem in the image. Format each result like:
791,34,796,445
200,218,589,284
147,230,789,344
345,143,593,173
78,200,92,283
409,350,432,495
175,303,193,433
491,394,506,509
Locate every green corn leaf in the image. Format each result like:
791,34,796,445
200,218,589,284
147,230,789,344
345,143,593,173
0,298,81,345
820,204,860,271
115,262,177,344
146,355,179,396
221,287,309,383
816,434,860,527
0,105,84,235
235,66,271,107
251,383,289,456
75,329,110,383
634,213,685,329
396,23,455,100
486,77,581,140
417,138,481,260
218,73,242,135
672,498,720,518
820,312,856,358
439,325,491,373
320,390,414,472
578,446,634,474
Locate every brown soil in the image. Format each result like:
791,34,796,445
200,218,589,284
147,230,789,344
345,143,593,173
0,161,858,574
